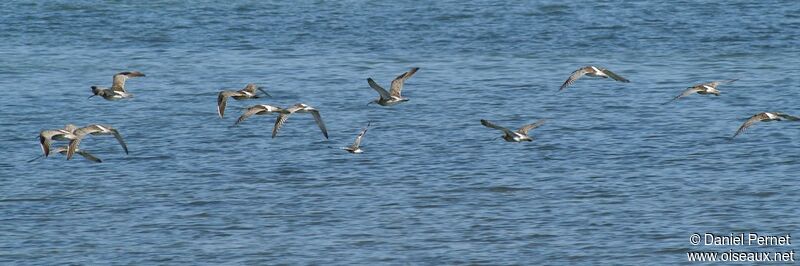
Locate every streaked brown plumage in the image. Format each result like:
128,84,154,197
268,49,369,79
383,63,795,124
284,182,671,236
367,67,420,106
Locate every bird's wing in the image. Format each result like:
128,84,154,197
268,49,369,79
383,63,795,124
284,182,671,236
559,67,590,91
480,119,514,135
705,79,738,88
72,125,101,139
367,78,391,99
111,71,145,92
310,110,329,139
76,150,103,163
234,105,266,126
110,129,129,154
66,125,105,160
718,79,738,84
38,130,58,157
217,91,240,118
777,113,800,121
350,122,370,149
389,67,419,97
667,87,703,103
272,112,293,138
517,119,546,135
66,138,84,160
733,113,769,138
111,73,128,92
600,69,630,83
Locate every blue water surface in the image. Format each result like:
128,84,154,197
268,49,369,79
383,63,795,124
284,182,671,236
1,1,799,264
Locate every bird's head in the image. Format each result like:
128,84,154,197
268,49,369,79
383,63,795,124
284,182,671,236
88,86,101,98
244,83,258,90
65,124,78,132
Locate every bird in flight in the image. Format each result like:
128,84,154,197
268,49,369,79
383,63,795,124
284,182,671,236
217,84,271,118
367,67,420,106
732,112,800,139
559,66,629,91
272,103,328,139
666,79,737,104
233,104,284,126
38,124,79,157
343,122,370,153
481,119,546,142
66,124,129,160
28,146,103,163
89,71,146,100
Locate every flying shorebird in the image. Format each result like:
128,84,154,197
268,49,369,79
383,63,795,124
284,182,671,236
66,124,129,160
233,104,284,126
342,122,370,153
89,71,146,100
367,67,419,106
272,103,328,139
559,66,629,91
481,119,546,142
217,83,271,118
38,124,79,157
28,146,102,163
666,79,738,104
732,112,800,139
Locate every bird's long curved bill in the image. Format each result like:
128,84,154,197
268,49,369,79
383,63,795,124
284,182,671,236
257,88,272,98
27,155,44,163
87,95,95,99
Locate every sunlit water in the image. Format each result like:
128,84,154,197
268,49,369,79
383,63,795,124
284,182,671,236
1,1,799,264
